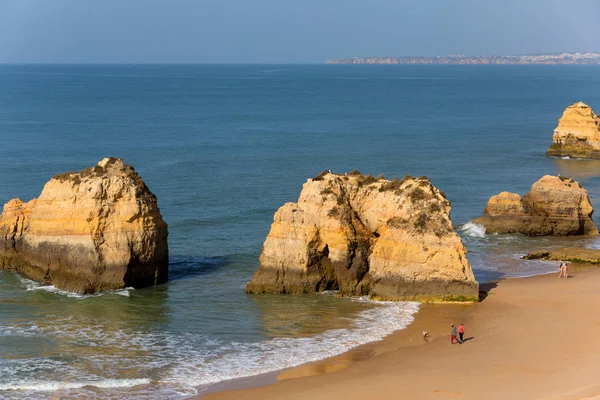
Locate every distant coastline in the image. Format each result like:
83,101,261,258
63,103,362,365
326,52,600,65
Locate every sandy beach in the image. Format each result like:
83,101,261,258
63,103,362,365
201,265,600,400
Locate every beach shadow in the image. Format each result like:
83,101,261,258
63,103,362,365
461,336,475,343
168,255,227,281
478,282,498,302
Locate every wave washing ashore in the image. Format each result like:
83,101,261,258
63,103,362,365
204,267,600,400
1,65,600,398
0,271,419,399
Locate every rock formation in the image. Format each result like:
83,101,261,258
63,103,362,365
246,171,479,302
0,158,169,294
473,175,598,236
523,247,600,264
547,102,600,159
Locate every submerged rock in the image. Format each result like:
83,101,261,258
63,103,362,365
246,172,478,302
0,158,169,294
547,102,600,159
523,247,600,264
473,175,598,236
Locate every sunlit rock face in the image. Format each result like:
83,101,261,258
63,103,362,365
474,175,598,237
547,102,600,159
246,172,478,302
0,158,169,294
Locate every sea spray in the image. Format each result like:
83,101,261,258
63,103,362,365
460,222,486,238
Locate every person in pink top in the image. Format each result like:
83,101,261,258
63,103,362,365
458,323,465,343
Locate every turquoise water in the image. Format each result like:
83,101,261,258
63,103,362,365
1,65,600,398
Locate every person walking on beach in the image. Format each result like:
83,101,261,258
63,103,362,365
458,323,465,343
558,262,564,278
559,262,568,279
450,324,459,344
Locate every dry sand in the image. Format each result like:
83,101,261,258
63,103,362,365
200,265,600,400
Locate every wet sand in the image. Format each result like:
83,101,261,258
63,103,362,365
198,265,600,400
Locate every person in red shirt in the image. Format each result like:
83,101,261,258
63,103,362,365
458,323,465,343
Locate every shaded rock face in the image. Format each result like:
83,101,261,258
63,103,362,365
547,102,600,159
0,158,169,294
246,172,478,302
473,175,598,236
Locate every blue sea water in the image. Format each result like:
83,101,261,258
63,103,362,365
1,64,600,398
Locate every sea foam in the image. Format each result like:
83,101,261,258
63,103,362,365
0,294,419,399
163,299,419,388
460,222,486,238
0,378,150,392
19,276,133,298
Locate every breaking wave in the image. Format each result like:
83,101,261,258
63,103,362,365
0,378,150,392
460,222,486,238
0,299,419,399
164,299,419,389
19,276,133,298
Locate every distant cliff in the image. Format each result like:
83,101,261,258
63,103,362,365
326,53,600,65
246,172,478,302
0,158,169,294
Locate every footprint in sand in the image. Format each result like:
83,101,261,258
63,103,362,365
432,389,465,397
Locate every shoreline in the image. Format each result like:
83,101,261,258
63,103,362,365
189,282,486,399
196,265,600,400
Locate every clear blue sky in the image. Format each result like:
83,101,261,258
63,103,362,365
1,0,599,63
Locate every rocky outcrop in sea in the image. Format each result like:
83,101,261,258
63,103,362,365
523,247,600,264
473,175,598,236
547,102,600,159
0,158,169,294
246,171,479,302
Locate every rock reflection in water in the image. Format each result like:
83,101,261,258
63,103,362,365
248,292,380,338
554,158,600,180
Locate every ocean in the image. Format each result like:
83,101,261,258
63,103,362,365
1,64,600,399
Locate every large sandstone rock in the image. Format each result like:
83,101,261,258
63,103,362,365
547,102,600,159
473,175,598,236
0,158,169,294
246,172,478,302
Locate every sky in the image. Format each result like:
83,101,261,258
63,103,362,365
1,0,599,63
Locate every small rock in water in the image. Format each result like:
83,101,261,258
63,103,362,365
547,102,600,159
473,175,598,236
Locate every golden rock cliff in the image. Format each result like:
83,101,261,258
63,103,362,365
547,102,600,158
246,172,478,302
0,158,169,294
473,175,598,236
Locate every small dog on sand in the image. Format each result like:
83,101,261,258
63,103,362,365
423,331,428,338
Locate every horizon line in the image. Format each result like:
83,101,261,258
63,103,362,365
2,62,600,66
